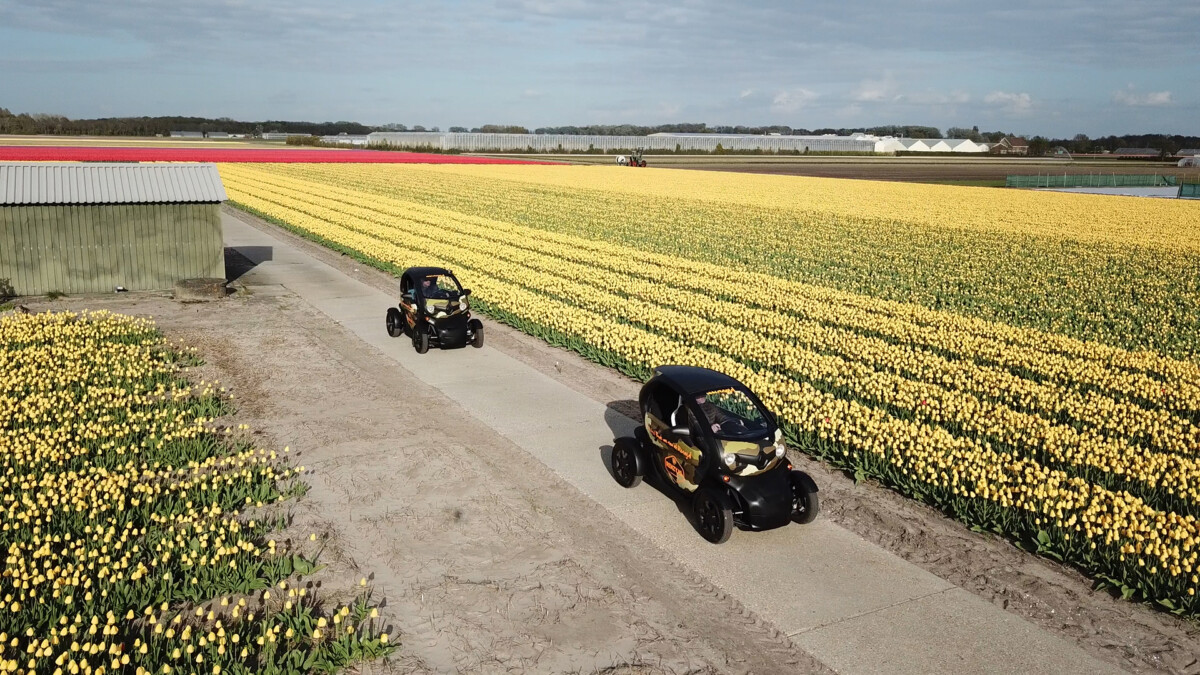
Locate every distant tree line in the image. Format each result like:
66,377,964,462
1047,133,1200,156
0,108,373,136
2,108,1195,156
377,123,441,132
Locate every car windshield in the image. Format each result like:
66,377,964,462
418,274,462,299
696,388,771,438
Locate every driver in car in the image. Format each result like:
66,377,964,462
421,277,453,299
683,393,743,434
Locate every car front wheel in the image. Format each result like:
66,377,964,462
609,437,643,488
790,471,819,524
386,308,404,338
693,486,734,544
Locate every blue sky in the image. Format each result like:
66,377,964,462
0,0,1196,138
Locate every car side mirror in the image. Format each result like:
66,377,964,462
670,425,691,437
463,288,472,296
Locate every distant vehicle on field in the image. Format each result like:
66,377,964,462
616,149,647,167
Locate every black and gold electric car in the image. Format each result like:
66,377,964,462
608,365,818,543
386,267,483,353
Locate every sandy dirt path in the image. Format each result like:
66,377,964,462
22,291,825,674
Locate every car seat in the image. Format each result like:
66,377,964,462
669,396,687,428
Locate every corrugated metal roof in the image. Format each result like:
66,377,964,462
0,163,228,205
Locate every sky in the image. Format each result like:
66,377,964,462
0,0,1197,138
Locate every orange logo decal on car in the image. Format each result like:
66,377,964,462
663,455,684,481
649,427,699,461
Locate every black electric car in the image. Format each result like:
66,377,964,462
386,267,483,353
608,365,818,543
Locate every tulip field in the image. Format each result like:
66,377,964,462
278,163,1200,360
216,162,1200,616
0,311,391,674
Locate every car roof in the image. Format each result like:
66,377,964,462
404,266,455,280
651,365,747,395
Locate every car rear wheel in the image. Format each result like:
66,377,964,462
693,486,734,544
609,437,643,488
386,308,404,338
790,471,819,524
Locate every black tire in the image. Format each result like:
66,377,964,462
414,329,430,354
472,326,484,348
386,308,404,338
609,437,643,488
790,471,820,524
693,486,734,544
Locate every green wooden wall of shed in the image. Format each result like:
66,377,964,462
0,203,223,295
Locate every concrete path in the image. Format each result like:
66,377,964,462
222,211,1124,674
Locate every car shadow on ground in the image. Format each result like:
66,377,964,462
600,400,706,535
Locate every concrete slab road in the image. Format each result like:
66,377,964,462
222,211,1125,675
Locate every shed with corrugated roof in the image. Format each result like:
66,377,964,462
0,162,227,295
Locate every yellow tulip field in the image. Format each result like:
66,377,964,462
0,311,390,674
218,163,1200,615
276,163,1200,360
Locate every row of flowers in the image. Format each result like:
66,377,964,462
262,161,1200,361
0,311,391,674
219,164,1200,616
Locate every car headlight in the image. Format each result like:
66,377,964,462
774,443,786,457
722,453,737,468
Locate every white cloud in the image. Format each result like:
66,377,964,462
656,101,682,118
1112,87,1173,106
852,74,969,107
984,91,1033,113
739,88,754,99
854,72,899,102
837,103,864,118
771,88,819,114
898,90,971,105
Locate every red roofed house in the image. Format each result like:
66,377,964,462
990,137,1029,155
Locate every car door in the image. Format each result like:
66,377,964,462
643,385,705,491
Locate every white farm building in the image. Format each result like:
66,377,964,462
869,137,989,153
319,134,370,146
366,131,990,154
367,131,879,153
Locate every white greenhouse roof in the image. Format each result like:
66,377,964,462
0,163,228,206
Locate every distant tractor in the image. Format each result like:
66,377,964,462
617,149,647,167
